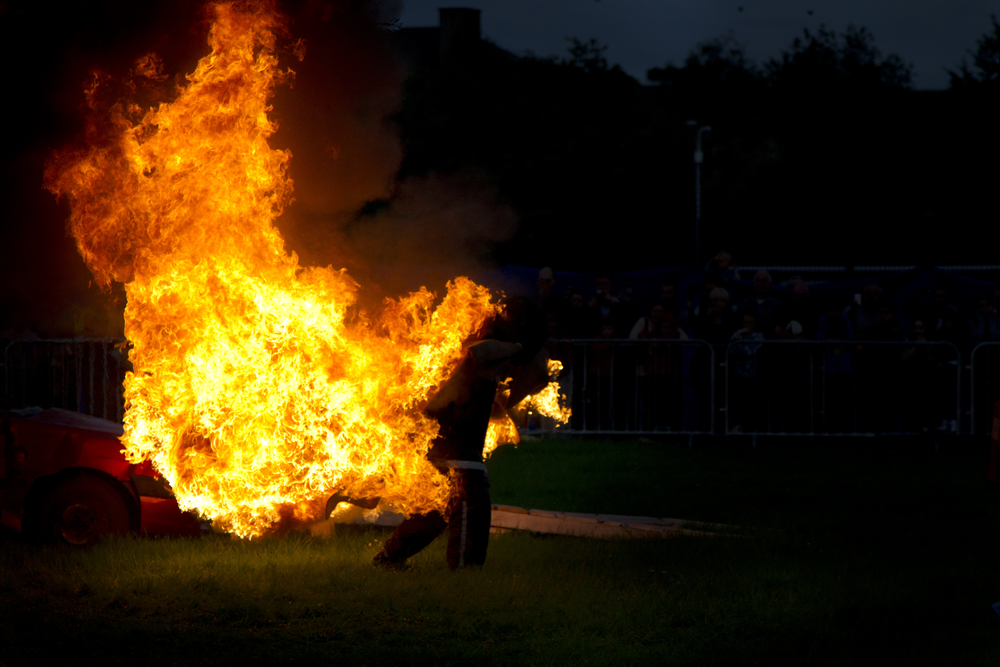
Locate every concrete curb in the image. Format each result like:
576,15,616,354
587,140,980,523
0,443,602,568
489,504,724,538
322,503,728,539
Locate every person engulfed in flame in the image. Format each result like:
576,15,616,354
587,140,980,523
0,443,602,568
373,297,550,570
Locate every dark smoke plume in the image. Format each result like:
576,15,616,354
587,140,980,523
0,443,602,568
271,1,518,307
1,0,517,337
292,172,518,309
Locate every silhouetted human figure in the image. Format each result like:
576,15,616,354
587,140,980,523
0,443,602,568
765,283,819,432
658,282,690,330
535,267,565,323
970,293,1000,342
901,320,935,434
859,299,905,432
564,290,590,338
693,288,738,345
564,289,590,431
704,250,741,290
687,275,723,320
904,286,955,339
373,297,548,571
639,313,687,430
629,303,667,339
587,273,625,337
616,284,642,338
686,287,735,432
772,282,820,340
844,283,883,339
736,271,783,339
585,316,618,429
867,299,905,342
934,308,969,434
729,311,764,433
817,301,855,433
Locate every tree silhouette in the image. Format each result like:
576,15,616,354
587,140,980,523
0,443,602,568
648,35,760,91
767,24,912,91
949,15,1000,87
565,37,609,73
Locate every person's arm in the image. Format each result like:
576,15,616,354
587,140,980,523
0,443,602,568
506,349,550,409
425,340,523,413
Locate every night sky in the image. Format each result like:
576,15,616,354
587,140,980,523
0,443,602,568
399,0,1000,89
1,0,999,337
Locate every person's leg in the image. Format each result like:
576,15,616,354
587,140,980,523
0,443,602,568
374,511,447,568
445,470,492,570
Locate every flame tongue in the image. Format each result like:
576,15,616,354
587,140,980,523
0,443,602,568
45,1,499,538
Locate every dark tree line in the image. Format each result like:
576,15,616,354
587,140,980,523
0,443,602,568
950,15,1000,87
388,20,1000,271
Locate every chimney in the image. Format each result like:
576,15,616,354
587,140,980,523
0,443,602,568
438,8,481,56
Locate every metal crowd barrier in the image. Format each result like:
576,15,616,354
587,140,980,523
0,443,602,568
1,338,129,423
724,340,961,436
1,337,981,439
545,339,716,435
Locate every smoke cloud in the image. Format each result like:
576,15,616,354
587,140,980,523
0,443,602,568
290,172,517,309
1,0,517,337
271,1,518,307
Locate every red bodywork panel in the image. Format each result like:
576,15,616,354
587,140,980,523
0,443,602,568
2,408,201,537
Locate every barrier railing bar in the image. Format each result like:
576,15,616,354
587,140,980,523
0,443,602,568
3,337,976,438
548,338,716,436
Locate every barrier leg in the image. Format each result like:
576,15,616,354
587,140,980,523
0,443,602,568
988,400,1000,486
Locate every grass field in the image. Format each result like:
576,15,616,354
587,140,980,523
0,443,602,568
2,436,999,665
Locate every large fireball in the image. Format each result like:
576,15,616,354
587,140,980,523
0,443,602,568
45,1,500,538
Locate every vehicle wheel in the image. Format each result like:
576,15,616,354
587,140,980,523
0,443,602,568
35,476,131,546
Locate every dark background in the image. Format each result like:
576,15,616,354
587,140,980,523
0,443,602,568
2,0,999,336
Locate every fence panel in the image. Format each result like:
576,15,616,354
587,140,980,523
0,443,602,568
547,339,716,435
4,337,967,438
724,340,961,436
1,339,129,422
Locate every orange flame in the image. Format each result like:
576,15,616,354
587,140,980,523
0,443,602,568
45,1,501,537
483,359,570,457
520,359,572,424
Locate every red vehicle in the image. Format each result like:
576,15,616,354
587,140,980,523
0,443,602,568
1,405,202,545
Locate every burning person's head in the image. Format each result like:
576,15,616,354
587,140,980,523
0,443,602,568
493,296,548,366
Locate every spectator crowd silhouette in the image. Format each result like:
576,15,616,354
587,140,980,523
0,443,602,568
522,252,1000,436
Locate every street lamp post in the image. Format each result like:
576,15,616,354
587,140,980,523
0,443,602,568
687,121,711,267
